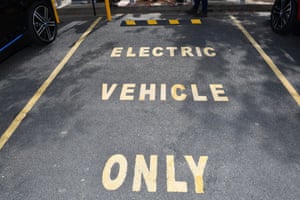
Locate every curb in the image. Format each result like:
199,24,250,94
58,3,273,16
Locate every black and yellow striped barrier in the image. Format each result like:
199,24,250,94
121,19,202,26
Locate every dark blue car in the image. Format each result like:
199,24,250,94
0,0,57,61
271,0,299,33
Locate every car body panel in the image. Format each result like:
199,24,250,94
0,0,55,61
297,1,300,21
0,0,25,50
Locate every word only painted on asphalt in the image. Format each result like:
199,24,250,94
101,83,229,102
102,154,208,194
111,46,216,57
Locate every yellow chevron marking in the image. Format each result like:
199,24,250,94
147,20,158,25
191,19,202,24
169,19,180,25
126,20,136,26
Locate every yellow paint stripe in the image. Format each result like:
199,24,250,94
169,19,179,25
230,15,300,106
191,19,202,24
0,17,102,150
147,20,158,25
126,20,136,26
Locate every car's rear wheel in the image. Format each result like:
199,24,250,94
28,0,57,45
271,0,297,33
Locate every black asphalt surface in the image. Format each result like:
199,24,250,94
1,12,300,200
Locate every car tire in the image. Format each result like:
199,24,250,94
27,0,57,45
271,0,297,34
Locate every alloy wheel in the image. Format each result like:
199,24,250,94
271,0,296,33
32,5,57,43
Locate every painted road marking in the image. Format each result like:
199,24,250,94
230,15,300,106
121,19,202,26
102,154,208,193
101,83,229,102
147,19,158,25
0,17,102,150
110,46,216,58
191,19,202,25
125,20,136,26
168,19,180,25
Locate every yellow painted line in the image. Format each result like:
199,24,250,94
126,20,136,26
147,20,158,25
169,19,180,25
191,19,202,24
230,15,300,106
0,17,102,150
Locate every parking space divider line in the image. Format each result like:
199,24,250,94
230,15,300,106
0,16,102,150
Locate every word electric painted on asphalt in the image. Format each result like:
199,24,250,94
102,154,208,194
105,46,228,102
111,46,216,58
101,83,229,102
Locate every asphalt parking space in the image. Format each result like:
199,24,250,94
234,12,300,93
0,17,97,135
0,13,299,200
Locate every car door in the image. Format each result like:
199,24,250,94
297,0,300,21
0,0,23,51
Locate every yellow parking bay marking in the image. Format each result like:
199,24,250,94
147,20,158,25
230,15,300,106
168,19,180,25
121,19,202,26
191,19,202,24
125,20,136,26
0,17,102,150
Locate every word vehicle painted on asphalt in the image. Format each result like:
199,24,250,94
101,83,229,102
